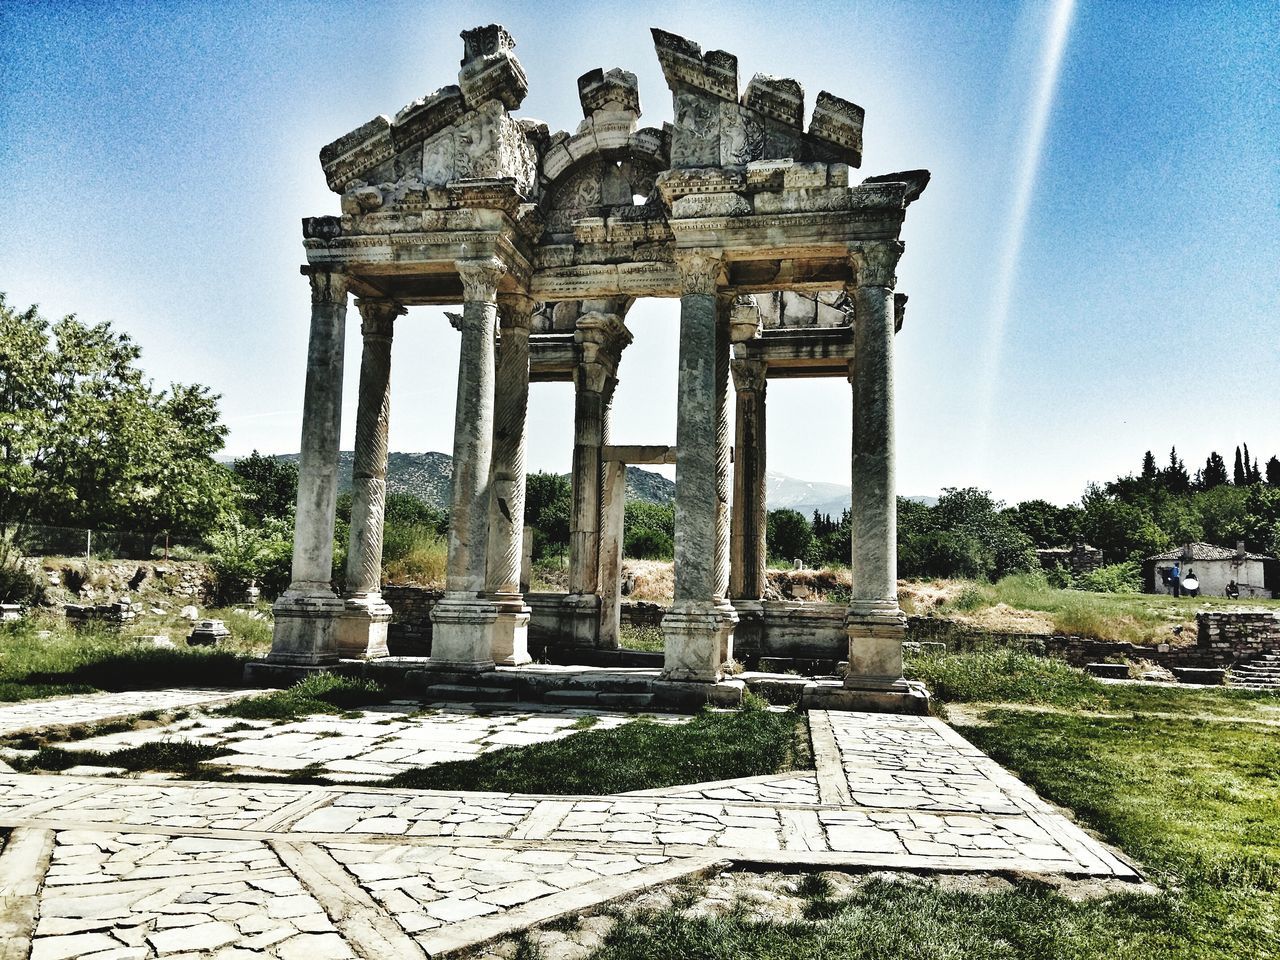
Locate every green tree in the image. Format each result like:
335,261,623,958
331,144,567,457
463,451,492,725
0,294,231,539
1234,446,1247,486
1267,456,1280,487
766,509,814,564
1201,451,1229,489
232,452,298,522
1005,499,1080,547
524,471,572,559
1140,450,1158,482
1162,447,1190,494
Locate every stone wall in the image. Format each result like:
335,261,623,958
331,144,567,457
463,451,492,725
907,611,1280,670
382,584,441,656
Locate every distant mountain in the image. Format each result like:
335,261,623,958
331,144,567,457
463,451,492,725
255,453,935,514
766,471,936,517
269,452,674,509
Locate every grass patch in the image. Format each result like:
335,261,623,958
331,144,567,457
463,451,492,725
384,707,809,794
217,674,388,720
0,616,265,702
905,648,1106,708
619,622,665,653
934,573,1280,644
18,739,225,775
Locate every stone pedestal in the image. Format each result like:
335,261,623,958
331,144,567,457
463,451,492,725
484,294,536,666
430,258,505,673
663,252,737,681
339,298,403,659
843,243,929,711
268,270,349,667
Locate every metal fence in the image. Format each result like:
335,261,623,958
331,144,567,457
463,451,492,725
8,524,192,561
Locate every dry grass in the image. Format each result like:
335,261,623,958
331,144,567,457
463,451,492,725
623,559,675,603
383,529,448,587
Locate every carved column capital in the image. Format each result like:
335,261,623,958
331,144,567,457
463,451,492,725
456,257,507,303
849,241,904,289
497,292,540,330
731,358,768,393
307,269,349,305
355,299,405,339
675,250,723,297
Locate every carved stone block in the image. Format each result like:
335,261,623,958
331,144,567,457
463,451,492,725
458,49,529,111
671,192,752,219
461,24,515,65
743,74,804,128
392,85,466,151
651,28,739,101
808,91,865,167
578,67,641,118
320,116,394,192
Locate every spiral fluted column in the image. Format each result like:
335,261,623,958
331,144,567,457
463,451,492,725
337,298,403,659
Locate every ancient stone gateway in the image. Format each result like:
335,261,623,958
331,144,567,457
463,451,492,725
251,25,931,712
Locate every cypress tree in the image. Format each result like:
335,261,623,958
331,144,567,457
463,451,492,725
1234,446,1246,485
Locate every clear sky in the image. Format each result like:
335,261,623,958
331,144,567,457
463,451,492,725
2,0,1276,506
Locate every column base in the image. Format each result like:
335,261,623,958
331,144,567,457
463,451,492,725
561,594,603,648
845,602,908,684
661,600,738,683
489,594,532,666
267,587,344,666
428,593,499,673
807,677,931,715
336,593,393,659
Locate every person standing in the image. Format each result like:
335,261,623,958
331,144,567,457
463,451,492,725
1171,561,1182,598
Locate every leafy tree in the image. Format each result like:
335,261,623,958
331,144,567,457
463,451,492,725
232,452,298,522
623,500,675,559
0,293,232,539
1005,499,1081,548
524,471,572,559
1080,484,1169,562
1201,451,1229,489
205,515,294,600
766,509,814,564
1267,456,1280,487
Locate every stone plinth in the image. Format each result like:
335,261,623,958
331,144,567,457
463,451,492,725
187,619,230,647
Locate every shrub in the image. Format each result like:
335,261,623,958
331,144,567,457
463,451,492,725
0,538,43,606
1075,561,1142,594
205,516,293,601
382,524,448,586
767,509,814,564
625,527,673,559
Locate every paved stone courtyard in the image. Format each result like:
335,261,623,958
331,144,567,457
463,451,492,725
0,692,1138,959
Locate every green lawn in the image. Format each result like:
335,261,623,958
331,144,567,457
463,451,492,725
384,706,810,794
0,612,268,702
920,573,1280,645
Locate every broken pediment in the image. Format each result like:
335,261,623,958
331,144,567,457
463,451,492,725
651,27,864,169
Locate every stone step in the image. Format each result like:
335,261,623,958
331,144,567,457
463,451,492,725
542,689,655,709
420,683,517,702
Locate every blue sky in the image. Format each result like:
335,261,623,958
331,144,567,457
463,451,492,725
1,0,1276,505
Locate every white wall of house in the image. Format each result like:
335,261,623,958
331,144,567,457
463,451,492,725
1152,558,1269,598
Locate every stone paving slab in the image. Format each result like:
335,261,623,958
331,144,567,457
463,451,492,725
41,703,691,783
0,708,1139,959
0,689,264,738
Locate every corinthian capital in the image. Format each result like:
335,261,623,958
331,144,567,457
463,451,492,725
849,241,904,289
307,269,349,305
456,257,507,304
496,292,539,330
675,250,723,297
356,299,405,339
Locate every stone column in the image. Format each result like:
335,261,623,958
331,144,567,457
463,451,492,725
336,299,403,659
662,251,737,682
597,458,628,649
564,310,632,647
845,242,927,710
484,293,536,666
430,257,505,672
268,269,349,666
730,358,768,601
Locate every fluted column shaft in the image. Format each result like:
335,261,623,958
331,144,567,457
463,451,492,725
267,269,348,666
730,359,768,600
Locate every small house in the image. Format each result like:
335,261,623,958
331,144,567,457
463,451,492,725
1144,542,1278,599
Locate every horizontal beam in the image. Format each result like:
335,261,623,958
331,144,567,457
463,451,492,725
602,444,676,465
